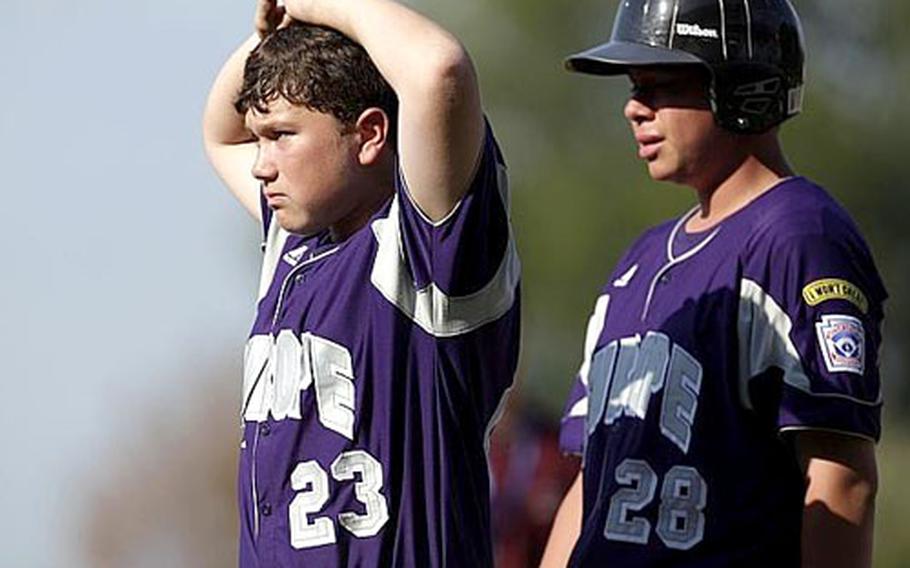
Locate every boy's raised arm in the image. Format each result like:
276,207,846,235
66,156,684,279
284,0,485,222
202,1,289,221
202,33,261,220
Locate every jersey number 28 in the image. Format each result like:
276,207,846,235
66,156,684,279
605,458,706,550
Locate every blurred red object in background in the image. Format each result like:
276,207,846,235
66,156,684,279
490,400,580,568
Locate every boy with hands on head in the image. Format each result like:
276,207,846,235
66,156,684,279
203,1,520,566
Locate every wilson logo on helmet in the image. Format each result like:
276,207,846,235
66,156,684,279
675,23,719,39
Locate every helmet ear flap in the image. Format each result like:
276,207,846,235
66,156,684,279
711,65,790,134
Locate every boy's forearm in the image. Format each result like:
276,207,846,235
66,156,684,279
202,34,260,149
285,0,473,102
797,432,877,568
202,34,263,219
801,463,876,568
540,472,583,568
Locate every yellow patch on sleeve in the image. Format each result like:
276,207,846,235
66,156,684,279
802,278,869,314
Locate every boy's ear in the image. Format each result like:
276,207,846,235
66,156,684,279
354,107,390,166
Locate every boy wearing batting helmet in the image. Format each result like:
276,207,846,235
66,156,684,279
203,1,519,565
542,1,886,566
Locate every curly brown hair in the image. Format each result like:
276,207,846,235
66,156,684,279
235,22,398,140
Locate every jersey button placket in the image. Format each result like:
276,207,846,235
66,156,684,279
277,268,311,327
253,419,277,541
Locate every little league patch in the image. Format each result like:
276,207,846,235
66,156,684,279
815,314,865,375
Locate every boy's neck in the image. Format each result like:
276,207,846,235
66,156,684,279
329,165,396,243
686,135,794,233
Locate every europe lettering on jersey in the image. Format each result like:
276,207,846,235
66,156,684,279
585,332,708,551
586,331,703,454
243,332,356,438
243,332,391,550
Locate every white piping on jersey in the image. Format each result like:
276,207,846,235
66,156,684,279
778,426,876,444
579,295,611,387
485,385,514,455
401,176,465,228
564,294,612,421
567,398,587,419
495,163,512,218
485,382,515,505
641,208,720,321
369,193,520,339
401,161,511,229
743,0,753,58
258,219,291,302
718,0,729,60
270,245,341,329
251,426,261,538
738,278,882,409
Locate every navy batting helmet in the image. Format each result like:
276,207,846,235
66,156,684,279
566,0,805,134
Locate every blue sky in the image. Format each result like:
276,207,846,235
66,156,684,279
1,1,260,565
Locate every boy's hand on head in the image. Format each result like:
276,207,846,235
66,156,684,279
283,0,325,26
255,0,290,39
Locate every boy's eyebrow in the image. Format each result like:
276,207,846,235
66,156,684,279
246,117,275,136
246,113,298,134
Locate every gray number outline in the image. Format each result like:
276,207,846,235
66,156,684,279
604,458,658,544
656,465,707,550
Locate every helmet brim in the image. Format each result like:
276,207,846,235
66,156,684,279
566,41,705,75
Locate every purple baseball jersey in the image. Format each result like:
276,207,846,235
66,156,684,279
238,124,520,567
559,178,886,567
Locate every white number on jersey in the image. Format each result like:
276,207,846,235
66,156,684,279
289,460,336,549
289,450,390,549
331,451,390,538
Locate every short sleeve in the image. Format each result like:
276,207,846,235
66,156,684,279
739,230,887,441
368,120,520,338
397,120,511,293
